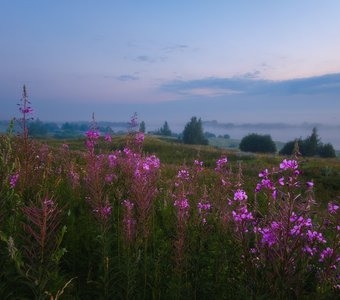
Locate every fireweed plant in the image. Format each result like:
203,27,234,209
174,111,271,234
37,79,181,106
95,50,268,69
0,99,339,298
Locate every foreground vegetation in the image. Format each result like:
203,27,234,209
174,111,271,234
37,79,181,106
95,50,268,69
0,118,339,299
0,90,338,299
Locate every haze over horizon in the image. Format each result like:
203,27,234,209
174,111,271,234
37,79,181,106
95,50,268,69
1,1,340,126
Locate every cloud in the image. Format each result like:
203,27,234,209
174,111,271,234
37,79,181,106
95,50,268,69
134,55,167,63
135,55,153,62
116,74,139,81
241,70,261,79
161,73,340,97
162,44,189,53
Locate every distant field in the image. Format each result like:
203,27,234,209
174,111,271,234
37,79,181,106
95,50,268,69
44,134,340,202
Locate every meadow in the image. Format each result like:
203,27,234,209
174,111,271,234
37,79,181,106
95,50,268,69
0,114,339,299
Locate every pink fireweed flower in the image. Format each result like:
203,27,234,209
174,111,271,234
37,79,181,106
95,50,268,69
215,156,228,171
197,202,211,213
19,107,34,114
259,169,269,178
174,197,190,210
258,227,277,247
232,206,254,222
129,113,138,129
85,130,100,150
319,247,334,262
62,143,69,150
271,221,281,230
272,189,277,200
9,173,19,189
122,199,135,242
68,171,80,187
197,201,211,224
43,198,55,208
194,160,204,172
93,203,112,220
144,155,160,169
123,199,134,210
280,159,298,170
306,230,326,244
232,206,254,233
255,221,282,247
123,147,133,158
306,181,314,188
135,132,144,144
105,174,114,183
278,177,285,186
303,246,318,256
86,130,100,140
134,155,160,178
290,213,313,236
177,169,190,181
104,133,112,142
108,154,118,168
255,178,275,193
233,189,248,201
174,197,190,220
328,202,339,214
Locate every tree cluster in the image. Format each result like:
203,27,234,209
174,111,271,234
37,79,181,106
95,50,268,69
279,128,336,158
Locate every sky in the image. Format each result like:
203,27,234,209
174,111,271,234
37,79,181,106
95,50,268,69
1,0,340,127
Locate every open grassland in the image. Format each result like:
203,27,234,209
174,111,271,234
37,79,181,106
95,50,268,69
0,132,339,299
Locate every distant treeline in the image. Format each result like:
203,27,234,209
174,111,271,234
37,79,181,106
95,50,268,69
0,119,130,139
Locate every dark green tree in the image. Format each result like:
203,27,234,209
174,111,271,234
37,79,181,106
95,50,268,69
139,121,146,133
303,127,319,156
279,139,302,156
159,121,172,136
182,117,208,145
28,119,48,137
318,143,336,158
239,133,276,153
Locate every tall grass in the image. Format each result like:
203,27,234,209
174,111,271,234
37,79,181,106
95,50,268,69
0,105,338,299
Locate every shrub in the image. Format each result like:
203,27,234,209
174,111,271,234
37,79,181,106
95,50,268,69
239,133,276,153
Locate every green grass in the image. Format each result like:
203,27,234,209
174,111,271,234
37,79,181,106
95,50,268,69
42,134,340,203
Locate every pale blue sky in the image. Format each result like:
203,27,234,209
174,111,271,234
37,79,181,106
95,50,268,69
1,0,340,125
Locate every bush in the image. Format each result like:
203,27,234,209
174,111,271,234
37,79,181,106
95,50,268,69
204,131,216,138
239,133,276,153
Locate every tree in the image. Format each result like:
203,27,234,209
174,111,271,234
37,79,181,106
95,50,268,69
318,143,336,158
139,121,146,133
182,117,208,145
28,119,48,137
279,139,302,156
159,121,172,136
239,133,276,153
303,127,319,156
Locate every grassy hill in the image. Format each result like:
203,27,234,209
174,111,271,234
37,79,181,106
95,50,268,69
43,134,340,203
